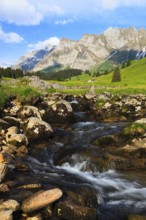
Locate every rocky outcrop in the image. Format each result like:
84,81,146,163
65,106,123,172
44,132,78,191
28,76,67,91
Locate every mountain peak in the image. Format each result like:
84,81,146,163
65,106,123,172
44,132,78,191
14,26,146,72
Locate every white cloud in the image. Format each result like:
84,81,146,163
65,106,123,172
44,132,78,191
0,60,13,68
0,0,64,25
95,0,146,10
28,37,60,50
55,18,74,25
0,0,43,25
0,27,24,43
0,0,146,26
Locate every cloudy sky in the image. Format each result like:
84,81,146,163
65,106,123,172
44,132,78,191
0,0,146,66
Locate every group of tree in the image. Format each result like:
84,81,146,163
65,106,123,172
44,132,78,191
0,67,25,79
121,60,131,69
35,68,82,81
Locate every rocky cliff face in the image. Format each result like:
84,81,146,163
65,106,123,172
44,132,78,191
14,27,146,72
14,46,55,71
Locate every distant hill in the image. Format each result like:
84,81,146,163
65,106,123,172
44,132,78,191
13,27,146,73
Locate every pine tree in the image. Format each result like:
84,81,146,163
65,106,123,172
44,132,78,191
111,67,121,82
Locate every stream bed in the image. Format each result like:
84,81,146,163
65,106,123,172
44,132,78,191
26,120,146,219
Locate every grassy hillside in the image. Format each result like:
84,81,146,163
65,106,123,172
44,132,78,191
48,57,146,94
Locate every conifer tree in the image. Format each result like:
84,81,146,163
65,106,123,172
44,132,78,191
111,67,121,82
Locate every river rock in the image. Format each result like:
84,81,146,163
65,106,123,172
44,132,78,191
135,118,146,124
6,133,28,147
3,116,20,127
0,163,7,183
0,199,20,212
21,188,63,213
95,135,118,147
54,200,97,220
25,117,53,141
6,126,19,135
66,186,98,208
18,106,41,120
26,213,42,220
16,145,28,157
127,215,146,220
0,119,9,130
43,100,74,124
0,183,9,192
0,210,13,220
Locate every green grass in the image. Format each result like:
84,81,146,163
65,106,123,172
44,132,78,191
46,57,146,95
92,60,114,73
0,82,41,110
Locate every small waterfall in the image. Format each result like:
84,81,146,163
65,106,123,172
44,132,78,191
58,159,146,215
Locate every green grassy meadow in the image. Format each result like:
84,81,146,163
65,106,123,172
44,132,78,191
48,57,146,94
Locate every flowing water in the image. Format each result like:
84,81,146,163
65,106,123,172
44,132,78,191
28,120,146,219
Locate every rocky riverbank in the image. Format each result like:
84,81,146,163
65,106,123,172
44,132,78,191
0,91,146,219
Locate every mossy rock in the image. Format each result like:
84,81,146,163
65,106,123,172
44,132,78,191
124,123,146,138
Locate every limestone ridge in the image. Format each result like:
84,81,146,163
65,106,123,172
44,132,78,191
14,46,55,71
14,27,146,72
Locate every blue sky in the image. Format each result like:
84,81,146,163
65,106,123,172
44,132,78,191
0,0,146,67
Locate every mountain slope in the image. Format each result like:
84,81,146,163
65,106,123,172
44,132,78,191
14,27,146,72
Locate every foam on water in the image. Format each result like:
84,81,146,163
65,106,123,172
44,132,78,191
58,160,146,209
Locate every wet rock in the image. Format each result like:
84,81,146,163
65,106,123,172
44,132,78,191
0,199,20,212
42,204,52,218
0,183,9,192
16,145,28,158
21,188,63,213
66,186,98,208
2,144,17,156
3,116,20,127
25,117,53,141
94,135,118,147
0,209,13,220
127,215,146,220
0,163,7,183
54,199,97,220
43,100,74,124
26,213,42,220
0,152,13,164
18,106,41,120
0,119,9,130
6,133,28,147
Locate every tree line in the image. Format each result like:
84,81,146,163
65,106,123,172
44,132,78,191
0,67,24,79
35,68,82,81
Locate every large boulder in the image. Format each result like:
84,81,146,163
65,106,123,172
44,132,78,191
25,117,53,141
43,100,74,124
18,106,41,120
21,188,63,213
